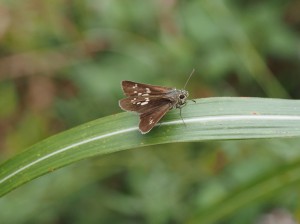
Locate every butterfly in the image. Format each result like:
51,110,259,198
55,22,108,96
119,70,194,134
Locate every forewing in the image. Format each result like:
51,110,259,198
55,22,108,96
139,103,171,134
119,96,172,114
121,80,173,97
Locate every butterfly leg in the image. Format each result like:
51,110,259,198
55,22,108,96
179,107,187,127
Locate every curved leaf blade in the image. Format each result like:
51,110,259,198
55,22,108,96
0,97,300,196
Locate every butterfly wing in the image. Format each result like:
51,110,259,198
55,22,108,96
119,80,175,134
121,81,173,97
139,103,171,134
119,97,172,134
119,96,171,113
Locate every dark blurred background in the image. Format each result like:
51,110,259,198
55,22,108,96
0,0,300,223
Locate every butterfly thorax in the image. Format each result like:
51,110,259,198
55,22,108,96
166,89,189,109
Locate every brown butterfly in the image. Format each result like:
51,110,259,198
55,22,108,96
119,70,194,134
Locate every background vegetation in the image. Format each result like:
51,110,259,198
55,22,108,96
0,0,300,223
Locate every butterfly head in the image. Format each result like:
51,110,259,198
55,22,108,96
177,89,189,107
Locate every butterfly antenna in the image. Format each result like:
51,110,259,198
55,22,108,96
183,68,195,89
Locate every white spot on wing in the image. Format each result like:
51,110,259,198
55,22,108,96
141,102,148,105
131,98,137,104
149,117,154,124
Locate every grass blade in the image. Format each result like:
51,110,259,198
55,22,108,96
0,97,300,196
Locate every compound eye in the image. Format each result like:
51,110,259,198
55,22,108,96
179,94,185,99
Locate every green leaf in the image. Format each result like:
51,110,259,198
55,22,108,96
1,97,300,197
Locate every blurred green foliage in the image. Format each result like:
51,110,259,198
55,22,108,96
0,0,300,223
